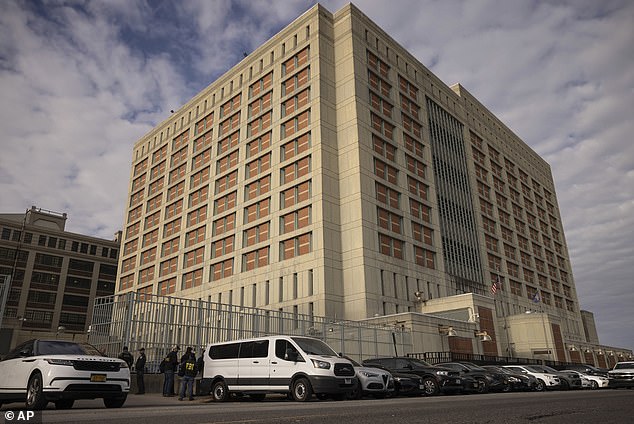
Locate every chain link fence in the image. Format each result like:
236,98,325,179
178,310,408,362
89,292,412,372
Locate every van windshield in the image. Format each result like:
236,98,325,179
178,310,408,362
291,337,338,356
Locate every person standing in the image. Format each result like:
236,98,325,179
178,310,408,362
162,345,179,397
135,347,146,394
118,346,134,369
178,348,197,401
196,349,205,379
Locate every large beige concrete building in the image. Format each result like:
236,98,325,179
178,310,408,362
0,207,120,352
116,4,631,364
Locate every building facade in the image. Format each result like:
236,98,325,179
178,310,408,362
0,206,120,352
115,4,629,363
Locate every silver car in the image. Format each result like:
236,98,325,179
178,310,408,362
344,357,394,399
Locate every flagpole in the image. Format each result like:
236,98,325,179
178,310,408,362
533,290,551,363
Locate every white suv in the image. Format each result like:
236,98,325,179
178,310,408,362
503,365,561,391
0,339,130,410
608,361,634,389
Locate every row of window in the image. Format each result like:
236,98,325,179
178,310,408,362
0,227,118,259
121,231,313,292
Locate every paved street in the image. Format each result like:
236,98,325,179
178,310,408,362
3,390,633,424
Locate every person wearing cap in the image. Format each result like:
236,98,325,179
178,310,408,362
162,345,180,397
180,346,193,364
178,347,198,401
135,347,147,394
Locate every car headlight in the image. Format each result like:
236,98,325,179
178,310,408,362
119,361,129,368
311,359,330,369
435,370,448,376
360,371,379,378
45,358,75,366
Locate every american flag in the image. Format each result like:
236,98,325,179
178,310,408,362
490,274,500,295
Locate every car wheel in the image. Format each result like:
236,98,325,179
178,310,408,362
103,395,127,408
347,384,363,400
54,399,74,409
212,380,229,402
535,379,546,392
26,372,48,410
502,382,511,393
292,377,313,402
422,377,439,396
560,380,570,390
590,381,599,390
476,378,489,394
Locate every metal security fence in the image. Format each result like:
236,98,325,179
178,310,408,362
89,292,412,372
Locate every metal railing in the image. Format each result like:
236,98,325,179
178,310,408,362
409,351,570,368
89,292,413,372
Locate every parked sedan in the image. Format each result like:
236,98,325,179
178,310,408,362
344,357,394,399
355,362,423,396
503,365,561,391
561,370,608,389
482,365,536,391
0,339,130,410
529,365,582,390
437,362,509,393
362,357,479,395
555,363,608,377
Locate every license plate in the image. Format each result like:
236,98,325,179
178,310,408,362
90,374,107,382
345,378,351,384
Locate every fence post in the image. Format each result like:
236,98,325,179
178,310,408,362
122,292,135,349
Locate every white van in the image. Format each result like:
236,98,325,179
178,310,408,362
200,335,357,401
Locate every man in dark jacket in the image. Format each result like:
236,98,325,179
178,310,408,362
178,348,197,401
135,347,146,394
118,346,134,368
162,345,179,397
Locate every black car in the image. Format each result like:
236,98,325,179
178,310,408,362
437,362,509,393
362,357,479,395
529,365,582,390
554,363,608,377
482,365,536,391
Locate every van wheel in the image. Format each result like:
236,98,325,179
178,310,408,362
26,372,48,410
212,381,229,402
347,386,362,400
292,378,313,402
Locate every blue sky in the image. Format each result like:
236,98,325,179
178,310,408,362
1,0,632,351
